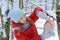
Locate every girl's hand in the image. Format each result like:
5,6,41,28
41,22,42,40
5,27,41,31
44,19,54,26
44,18,54,34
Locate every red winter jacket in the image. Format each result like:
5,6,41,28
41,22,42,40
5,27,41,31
12,7,43,40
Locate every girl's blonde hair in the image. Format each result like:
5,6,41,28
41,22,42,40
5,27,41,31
18,17,34,33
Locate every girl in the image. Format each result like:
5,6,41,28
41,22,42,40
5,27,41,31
8,7,54,40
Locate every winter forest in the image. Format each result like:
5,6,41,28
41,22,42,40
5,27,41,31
0,0,60,40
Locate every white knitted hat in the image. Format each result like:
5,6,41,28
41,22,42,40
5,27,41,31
8,8,25,23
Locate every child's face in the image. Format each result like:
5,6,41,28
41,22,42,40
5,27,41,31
19,15,26,24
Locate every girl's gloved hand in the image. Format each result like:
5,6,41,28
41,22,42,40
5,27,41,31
44,18,54,34
44,19,54,26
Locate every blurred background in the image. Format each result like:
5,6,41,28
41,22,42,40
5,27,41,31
56,0,60,40
0,0,60,40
